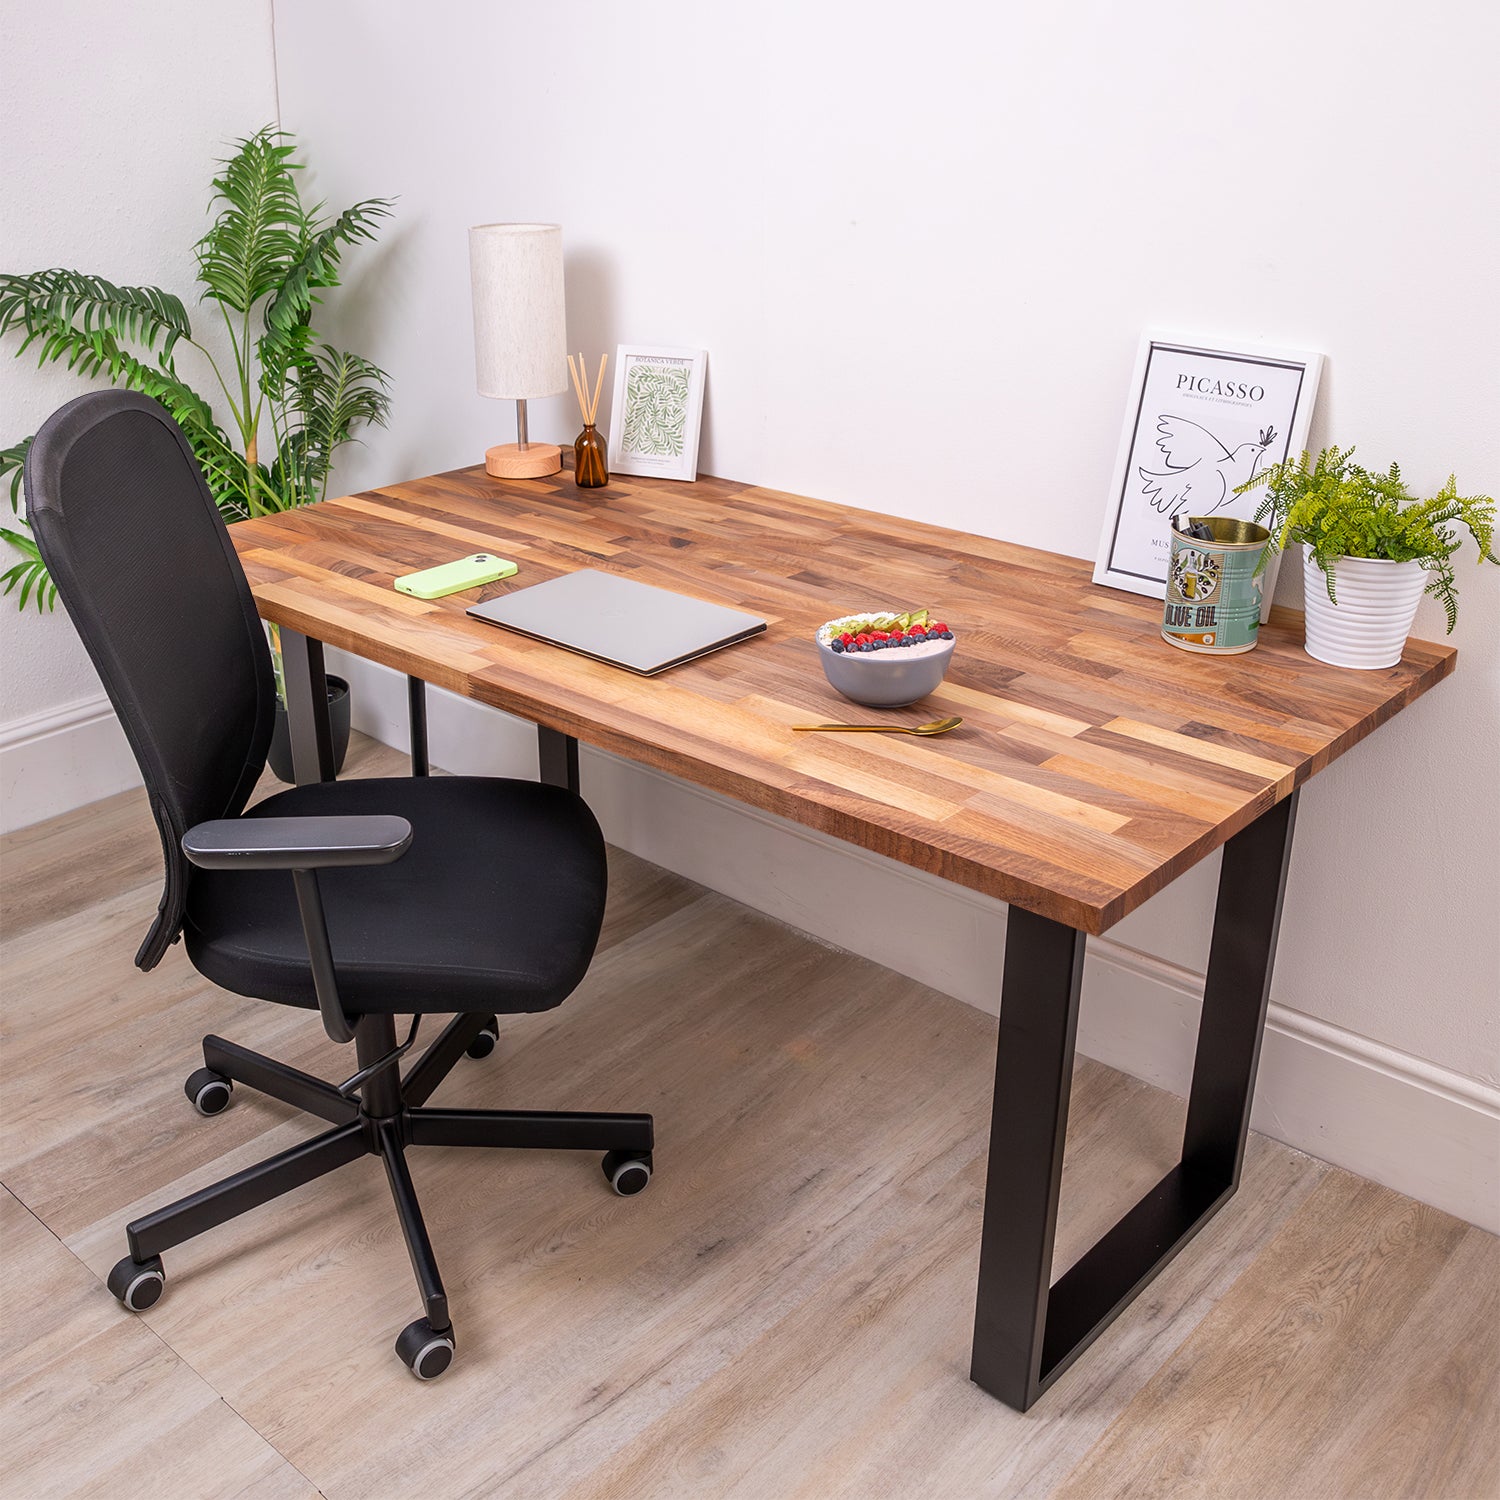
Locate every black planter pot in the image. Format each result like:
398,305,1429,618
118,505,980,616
268,675,352,783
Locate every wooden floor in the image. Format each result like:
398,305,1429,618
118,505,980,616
1,737,1494,1500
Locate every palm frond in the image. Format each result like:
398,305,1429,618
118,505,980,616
195,128,308,312
263,198,394,335
301,343,391,475
274,342,390,506
257,315,316,400
0,521,57,612
0,269,191,363
1,436,32,511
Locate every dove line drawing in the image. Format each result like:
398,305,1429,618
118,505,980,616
1138,415,1279,517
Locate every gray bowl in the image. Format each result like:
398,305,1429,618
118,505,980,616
817,636,955,708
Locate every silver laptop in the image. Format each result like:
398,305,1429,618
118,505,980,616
467,568,766,676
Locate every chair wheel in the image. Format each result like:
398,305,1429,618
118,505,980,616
107,1254,165,1311
603,1150,653,1196
465,1018,499,1060
185,1067,233,1116
396,1318,455,1380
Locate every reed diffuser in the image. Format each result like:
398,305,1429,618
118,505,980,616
566,351,609,489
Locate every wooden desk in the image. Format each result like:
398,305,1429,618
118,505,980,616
232,463,1455,1410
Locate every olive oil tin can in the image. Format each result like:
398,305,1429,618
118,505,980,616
1161,516,1271,655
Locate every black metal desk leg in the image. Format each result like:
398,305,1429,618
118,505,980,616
537,726,579,794
408,676,429,777
970,906,1087,1410
279,628,335,785
1182,790,1299,1186
969,792,1300,1412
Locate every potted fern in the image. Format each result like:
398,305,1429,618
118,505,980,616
0,127,393,776
1237,446,1496,669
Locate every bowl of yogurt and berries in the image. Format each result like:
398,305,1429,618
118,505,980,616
815,609,956,708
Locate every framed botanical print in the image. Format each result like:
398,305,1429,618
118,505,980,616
607,345,707,482
1094,335,1323,613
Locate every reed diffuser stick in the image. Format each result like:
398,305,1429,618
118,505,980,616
566,354,590,425
588,352,608,426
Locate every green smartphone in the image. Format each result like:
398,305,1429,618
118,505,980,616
394,552,518,599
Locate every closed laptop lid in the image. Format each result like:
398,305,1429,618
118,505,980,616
467,568,767,675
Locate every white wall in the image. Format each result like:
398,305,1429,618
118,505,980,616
2,2,1493,1225
272,0,1499,1225
0,0,279,824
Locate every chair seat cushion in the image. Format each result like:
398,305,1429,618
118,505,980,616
184,776,607,1015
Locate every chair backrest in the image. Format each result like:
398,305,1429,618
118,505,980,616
25,391,276,969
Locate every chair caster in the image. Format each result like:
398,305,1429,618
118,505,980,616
603,1150,653,1196
185,1067,233,1116
396,1318,455,1380
107,1254,165,1311
465,1018,499,1060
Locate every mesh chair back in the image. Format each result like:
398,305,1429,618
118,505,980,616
25,391,276,968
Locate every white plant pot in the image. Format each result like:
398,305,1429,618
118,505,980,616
1300,544,1426,669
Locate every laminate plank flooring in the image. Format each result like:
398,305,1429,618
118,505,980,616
1,737,1494,1499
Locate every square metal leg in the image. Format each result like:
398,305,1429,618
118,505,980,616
538,726,580,793
408,675,429,777
970,791,1299,1411
279,627,336,785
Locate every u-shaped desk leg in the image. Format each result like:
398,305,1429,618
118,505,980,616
970,791,1299,1410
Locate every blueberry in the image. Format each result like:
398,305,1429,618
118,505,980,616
941,630,954,639
830,640,844,652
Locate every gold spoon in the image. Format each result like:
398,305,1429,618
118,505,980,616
792,715,963,736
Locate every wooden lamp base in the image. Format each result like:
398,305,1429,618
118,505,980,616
485,442,561,479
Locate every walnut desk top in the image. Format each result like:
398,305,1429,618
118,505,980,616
230,465,1455,936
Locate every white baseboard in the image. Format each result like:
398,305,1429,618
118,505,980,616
9,658,1489,1229
0,694,141,835
1081,942,1499,1233
263,654,1500,1232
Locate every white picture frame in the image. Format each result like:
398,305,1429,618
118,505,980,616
607,345,708,482
1094,334,1323,617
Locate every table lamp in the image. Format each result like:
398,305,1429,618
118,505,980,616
469,222,568,479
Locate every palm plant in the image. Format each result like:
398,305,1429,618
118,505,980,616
0,127,393,610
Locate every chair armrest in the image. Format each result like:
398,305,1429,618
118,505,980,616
182,816,413,871
180,815,411,1048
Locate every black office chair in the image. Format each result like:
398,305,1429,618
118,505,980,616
25,391,654,1380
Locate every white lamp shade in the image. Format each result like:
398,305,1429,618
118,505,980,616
468,223,567,400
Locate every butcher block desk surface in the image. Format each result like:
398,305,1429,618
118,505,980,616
231,463,1454,936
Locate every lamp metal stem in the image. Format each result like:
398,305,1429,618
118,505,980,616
515,398,529,451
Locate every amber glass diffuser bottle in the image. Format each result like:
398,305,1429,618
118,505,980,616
574,423,608,487
567,351,610,490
